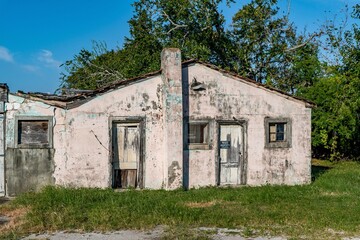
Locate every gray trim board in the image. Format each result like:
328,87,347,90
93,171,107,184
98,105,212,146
14,116,53,149
264,117,292,148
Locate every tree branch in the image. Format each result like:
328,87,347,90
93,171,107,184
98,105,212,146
162,10,188,34
285,32,323,52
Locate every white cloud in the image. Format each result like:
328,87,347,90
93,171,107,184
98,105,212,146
37,49,61,69
0,46,14,63
22,64,39,72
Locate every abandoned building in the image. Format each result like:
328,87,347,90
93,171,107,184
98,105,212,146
0,48,314,196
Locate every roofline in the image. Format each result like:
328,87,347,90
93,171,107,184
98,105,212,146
13,69,162,109
12,59,315,109
183,60,315,108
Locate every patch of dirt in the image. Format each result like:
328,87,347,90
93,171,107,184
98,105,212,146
22,227,289,240
0,207,29,234
326,228,346,236
23,227,165,240
183,200,224,208
320,191,349,197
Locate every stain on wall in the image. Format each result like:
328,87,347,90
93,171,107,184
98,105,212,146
184,63,311,187
2,57,311,195
6,148,55,196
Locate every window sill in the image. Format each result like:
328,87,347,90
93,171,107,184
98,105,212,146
265,141,291,148
16,144,52,149
187,144,211,150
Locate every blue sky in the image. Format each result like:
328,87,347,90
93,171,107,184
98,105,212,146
0,0,358,93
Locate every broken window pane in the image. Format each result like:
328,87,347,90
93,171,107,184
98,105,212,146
18,120,49,145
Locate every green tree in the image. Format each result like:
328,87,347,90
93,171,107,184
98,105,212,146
60,42,127,90
230,0,321,92
59,0,360,161
301,4,360,160
60,1,164,90
61,0,321,93
149,0,233,66
60,0,233,90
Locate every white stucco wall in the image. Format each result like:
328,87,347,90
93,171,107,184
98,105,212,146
184,64,311,187
53,76,166,189
5,95,61,148
4,62,311,192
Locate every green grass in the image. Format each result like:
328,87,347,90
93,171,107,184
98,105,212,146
2,160,360,239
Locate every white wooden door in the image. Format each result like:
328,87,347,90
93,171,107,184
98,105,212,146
112,123,140,188
219,124,243,185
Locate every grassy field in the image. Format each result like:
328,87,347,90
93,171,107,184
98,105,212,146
1,160,360,239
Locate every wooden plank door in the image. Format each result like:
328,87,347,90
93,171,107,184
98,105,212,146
112,123,140,188
219,124,243,185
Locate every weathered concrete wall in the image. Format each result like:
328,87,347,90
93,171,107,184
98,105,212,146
53,76,166,189
0,84,8,196
5,148,55,196
183,63,311,187
5,95,61,149
3,58,311,194
161,48,183,189
5,95,60,195
5,77,167,192
0,116,5,196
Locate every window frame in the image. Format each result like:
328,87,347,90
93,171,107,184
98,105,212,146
15,116,53,149
264,117,292,148
187,121,210,150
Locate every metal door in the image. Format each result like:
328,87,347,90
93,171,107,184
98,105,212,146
112,123,140,188
219,124,244,185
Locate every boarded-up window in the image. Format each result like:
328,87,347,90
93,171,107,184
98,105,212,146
188,123,208,144
18,120,49,145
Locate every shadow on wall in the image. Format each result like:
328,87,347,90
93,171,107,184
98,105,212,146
182,66,190,189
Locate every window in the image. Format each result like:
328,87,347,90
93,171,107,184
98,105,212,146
15,117,53,148
265,118,291,148
269,123,286,142
188,122,210,150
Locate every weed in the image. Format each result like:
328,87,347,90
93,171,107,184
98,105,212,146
1,160,360,239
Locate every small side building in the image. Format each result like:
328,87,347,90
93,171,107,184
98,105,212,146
0,48,313,196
